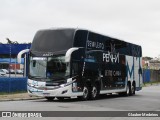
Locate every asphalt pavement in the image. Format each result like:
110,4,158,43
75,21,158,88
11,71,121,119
0,84,160,120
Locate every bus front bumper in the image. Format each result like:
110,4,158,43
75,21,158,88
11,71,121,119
27,81,83,98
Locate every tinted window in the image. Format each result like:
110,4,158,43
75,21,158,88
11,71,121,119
31,29,75,53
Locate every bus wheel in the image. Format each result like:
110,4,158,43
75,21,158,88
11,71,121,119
45,97,55,101
91,85,99,100
126,83,132,96
131,83,136,95
79,84,90,101
119,83,131,96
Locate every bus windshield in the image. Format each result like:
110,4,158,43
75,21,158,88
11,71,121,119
29,55,70,80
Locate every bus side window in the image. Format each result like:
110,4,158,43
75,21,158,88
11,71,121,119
72,62,78,76
33,60,36,67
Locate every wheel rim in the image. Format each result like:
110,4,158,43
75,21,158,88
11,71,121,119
127,85,130,95
83,87,88,99
92,86,97,98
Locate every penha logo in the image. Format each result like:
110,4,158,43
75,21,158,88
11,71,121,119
103,51,119,63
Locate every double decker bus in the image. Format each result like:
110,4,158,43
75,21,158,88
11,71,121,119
18,28,142,101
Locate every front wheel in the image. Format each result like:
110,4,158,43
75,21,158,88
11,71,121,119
78,84,91,101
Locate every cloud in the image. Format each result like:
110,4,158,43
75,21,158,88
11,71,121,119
0,0,160,57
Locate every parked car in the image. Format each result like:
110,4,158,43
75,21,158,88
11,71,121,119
0,69,6,76
1,69,9,74
16,69,23,74
9,69,15,74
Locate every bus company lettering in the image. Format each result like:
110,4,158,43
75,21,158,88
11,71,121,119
87,40,104,50
105,70,121,77
103,52,119,63
42,53,53,57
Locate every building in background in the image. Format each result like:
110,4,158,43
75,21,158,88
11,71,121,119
0,44,31,70
149,59,160,70
143,56,160,70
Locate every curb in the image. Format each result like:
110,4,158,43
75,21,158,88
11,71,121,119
0,97,43,102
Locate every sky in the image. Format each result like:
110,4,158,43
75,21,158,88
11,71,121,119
0,0,160,58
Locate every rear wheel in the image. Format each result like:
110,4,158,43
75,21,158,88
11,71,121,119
127,83,131,95
131,83,136,95
119,83,131,96
45,97,55,101
91,84,100,100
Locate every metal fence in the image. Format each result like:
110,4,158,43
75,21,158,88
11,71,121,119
0,44,30,92
143,69,160,83
0,77,27,93
0,44,30,78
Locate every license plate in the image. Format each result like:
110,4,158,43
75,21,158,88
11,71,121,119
43,93,50,96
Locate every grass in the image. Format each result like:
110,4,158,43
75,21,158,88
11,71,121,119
0,91,27,95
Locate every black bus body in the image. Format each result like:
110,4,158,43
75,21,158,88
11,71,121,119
27,28,142,100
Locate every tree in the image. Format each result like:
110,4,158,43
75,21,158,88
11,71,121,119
6,38,19,44
143,56,153,61
6,38,12,44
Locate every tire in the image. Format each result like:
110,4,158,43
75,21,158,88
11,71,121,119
119,83,131,96
91,84,100,100
131,83,136,95
45,97,55,101
78,84,91,101
127,83,130,95
127,82,133,96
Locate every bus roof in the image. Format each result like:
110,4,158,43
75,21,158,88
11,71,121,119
30,28,141,57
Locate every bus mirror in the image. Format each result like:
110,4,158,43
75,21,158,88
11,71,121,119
65,48,79,62
17,49,30,63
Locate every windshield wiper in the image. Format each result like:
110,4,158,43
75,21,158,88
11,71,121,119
29,75,45,79
48,75,64,79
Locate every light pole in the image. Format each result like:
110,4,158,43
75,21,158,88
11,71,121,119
6,38,12,93
6,38,12,78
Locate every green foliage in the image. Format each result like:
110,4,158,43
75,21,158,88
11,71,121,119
0,38,31,44
143,56,153,61
143,81,160,87
0,91,27,95
6,38,19,44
